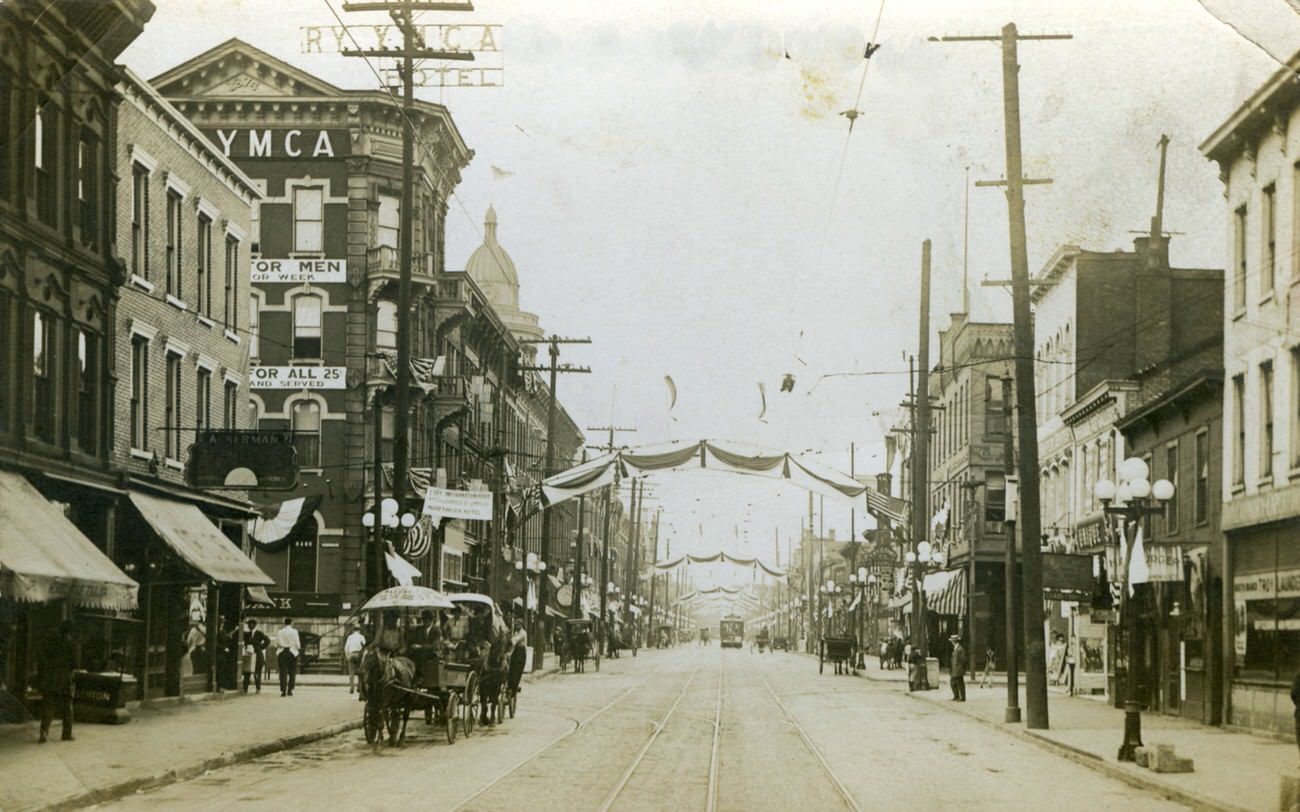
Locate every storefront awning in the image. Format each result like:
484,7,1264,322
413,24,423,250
925,569,966,617
129,492,274,585
0,471,138,610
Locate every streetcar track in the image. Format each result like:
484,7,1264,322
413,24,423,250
705,652,723,812
447,664,669,812
749,655,862,812
594,667,702,812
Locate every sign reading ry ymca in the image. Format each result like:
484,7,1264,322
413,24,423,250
203,128,350,160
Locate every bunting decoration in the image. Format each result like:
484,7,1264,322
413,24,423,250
653,550,786,578
248,495,323,552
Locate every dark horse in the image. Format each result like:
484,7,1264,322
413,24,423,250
359,648,416,746
477,630,512,725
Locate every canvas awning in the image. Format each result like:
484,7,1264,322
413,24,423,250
927,569,967,617
129,492,273,585
0,471,138,610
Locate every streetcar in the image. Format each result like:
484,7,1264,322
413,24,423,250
719,616,744,649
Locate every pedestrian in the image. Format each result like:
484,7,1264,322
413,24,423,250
38,620,76,742
508,620,527,695
949,634,967,701
907,646,924,692
343,625,366,695
979,644,995,688
274,617,301,697
242,619,269,693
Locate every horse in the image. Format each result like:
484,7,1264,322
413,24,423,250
359,648,417,746
478,631,512,725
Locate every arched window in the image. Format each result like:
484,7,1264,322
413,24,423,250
291,399,321,467
376,300,397,351
292,294,322,359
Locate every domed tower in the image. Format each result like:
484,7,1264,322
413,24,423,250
465,206,544,361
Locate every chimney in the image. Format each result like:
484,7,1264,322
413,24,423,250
1133,235,1172,374
876,472,893,497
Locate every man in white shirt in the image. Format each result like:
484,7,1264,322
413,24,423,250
343,626,366,695
274,618,301,697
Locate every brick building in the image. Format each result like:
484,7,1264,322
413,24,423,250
1201,48,1300,736
0,0,154,704
110,66,271,698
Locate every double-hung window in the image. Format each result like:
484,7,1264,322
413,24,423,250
224,235,239,330
76,329,97,455
293,295,322,359
131,336,149,450
33,102,57,226
165,351,182,461
166,191,183,297
31,309,54,442
196,214,212,316
132,164,150,278
1261,361,1275,481
293,187,323,253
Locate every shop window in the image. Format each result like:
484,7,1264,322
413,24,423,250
293,186,323,253
288,517,319,592
376,299,397,351
1234,528,1300,681
292,399,321,467
31,309,55,442
131,335,149,450
196,214,211,317
293,294,322,358
165,351,182,460
76,329,98,455
132,163,149,278
166,190,183,297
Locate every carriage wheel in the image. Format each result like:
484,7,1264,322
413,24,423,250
463,675,477,738
508,686,517,719
445,693,459,744
363,700,382,745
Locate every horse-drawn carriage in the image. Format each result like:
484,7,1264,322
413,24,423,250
357,586,515,747
819,635,858,675
562,618,598,673
770,634,790,652
752,627,771,653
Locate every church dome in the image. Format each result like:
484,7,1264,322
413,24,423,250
465,205,519,310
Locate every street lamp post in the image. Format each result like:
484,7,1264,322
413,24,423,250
1094,457,1174,762
515,552,547,670
848,567,880,667
905,540,945,689
361,497,418,589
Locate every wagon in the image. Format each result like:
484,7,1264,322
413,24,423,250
563,618,598,673
819,635,857,675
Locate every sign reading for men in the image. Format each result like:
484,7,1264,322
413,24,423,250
251,259,347,284
422,487,493,521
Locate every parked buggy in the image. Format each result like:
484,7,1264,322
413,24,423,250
564,618,598,673
819,635,857,675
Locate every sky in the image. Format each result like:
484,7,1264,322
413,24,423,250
123,0,1299,588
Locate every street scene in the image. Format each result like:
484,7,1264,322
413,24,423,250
2,0,1300,810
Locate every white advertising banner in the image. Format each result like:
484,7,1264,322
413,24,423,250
422,487,493,521
250,258,347,284
249,366,346,389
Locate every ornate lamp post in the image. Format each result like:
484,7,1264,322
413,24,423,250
848,566,880,667
362,497,418,588
1094,457,1174,762
905,541,945,689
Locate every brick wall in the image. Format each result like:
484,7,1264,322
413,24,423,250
112,79,255,485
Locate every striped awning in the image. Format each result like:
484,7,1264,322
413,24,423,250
926,569,967,617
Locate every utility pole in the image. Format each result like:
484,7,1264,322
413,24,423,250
518,335,592,668
931,22,1070,731
911,240,933,666
571,449,589,620
1002,376,1021,723
647,512,660,644
342,0,475,597
587,423,636,656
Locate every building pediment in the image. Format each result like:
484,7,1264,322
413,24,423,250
150,38,341,99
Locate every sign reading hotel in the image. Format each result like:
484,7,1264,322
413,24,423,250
422,487,493,521
300,24,504,88
250,366,346,389
251,258,347,284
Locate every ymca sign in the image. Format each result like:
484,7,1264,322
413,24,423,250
204,128,350,159
251,258,347,284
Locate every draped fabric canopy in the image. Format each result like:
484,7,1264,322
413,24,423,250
653,550,786,578
537,440,889,509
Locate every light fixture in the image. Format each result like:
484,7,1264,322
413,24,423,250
1118,457,1149,483
857,566,868,582
917,540,932,560
1152,478,1175,502
1094,478,1117,503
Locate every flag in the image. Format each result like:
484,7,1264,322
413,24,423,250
865,488,906,523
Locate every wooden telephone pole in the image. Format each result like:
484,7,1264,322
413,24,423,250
931,23,1072,730
342,0,475,596
518,336,591,668
586,424,636,655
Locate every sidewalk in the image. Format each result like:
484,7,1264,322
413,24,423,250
855,659,1298,812
0,665,559,812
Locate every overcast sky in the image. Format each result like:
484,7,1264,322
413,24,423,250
124,0,1297,585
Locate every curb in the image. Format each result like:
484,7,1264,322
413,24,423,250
855,668,1249,812
29,718,362,812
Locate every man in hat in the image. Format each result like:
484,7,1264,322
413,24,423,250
949,634,967,701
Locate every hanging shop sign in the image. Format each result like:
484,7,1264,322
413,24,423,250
1041,552,1094,600
251,258,347,284
422,487,493,521
187,430,298,490
249,366,346,389
204,128,349,160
